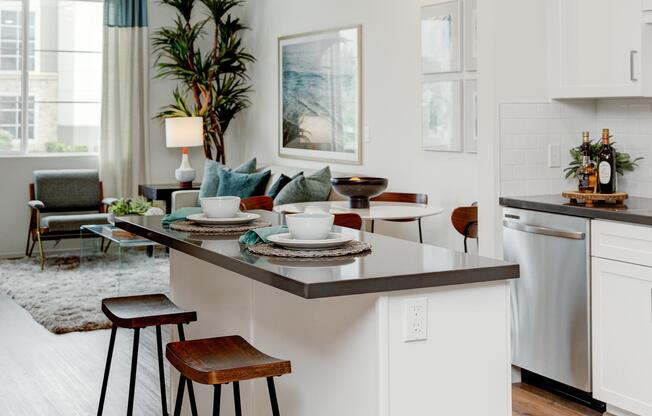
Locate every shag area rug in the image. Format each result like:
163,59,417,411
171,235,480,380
0,252,169,334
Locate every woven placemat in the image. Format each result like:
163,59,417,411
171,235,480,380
247,240,372,258
170,219,272,235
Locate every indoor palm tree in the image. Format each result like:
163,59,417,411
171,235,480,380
153,0,254,163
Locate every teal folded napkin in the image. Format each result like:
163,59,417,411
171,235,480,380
239,225,288,245
162,207,203,226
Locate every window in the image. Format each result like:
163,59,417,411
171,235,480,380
0,0,102,155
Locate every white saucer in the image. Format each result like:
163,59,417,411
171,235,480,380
267,232,354,250
187,212,261,225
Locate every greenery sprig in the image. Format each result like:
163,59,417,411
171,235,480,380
109,197,153,216
564,139,643,179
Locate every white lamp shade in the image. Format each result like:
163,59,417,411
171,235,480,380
165,117,204,148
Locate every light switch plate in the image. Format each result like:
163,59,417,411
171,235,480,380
404,297,428,342
364,126,371,143
548,144,561,168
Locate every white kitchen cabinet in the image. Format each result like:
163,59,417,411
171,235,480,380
592,253,652,415
549,0,648,98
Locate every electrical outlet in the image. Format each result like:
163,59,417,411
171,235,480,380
404,297,428,342
548,144,561,168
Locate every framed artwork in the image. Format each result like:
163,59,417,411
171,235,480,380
278,25,362,164
463,79,478,153
422,80,462,152
463,0,478,71
421,1,461,74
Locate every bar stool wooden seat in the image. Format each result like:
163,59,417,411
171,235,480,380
98,294,198,416
167,335,292,416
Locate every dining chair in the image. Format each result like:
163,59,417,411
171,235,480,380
240,196,274,212
370,192,428,243
333,213,363,230
451,203,478,253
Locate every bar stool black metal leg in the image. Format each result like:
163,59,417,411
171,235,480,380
266,377,281,416
371,220,375,233
155,325,168,416
177,324,198,416
126,328,140,416
418,218,423,244
213,384,221,416
233,382,242,416
97,325,117,416
173,376,186,416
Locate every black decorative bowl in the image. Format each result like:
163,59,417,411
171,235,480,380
331,177,389,209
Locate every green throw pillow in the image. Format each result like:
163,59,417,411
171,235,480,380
216,169,271,199
267,172,303,200
273,166,332,205
198,157,257,199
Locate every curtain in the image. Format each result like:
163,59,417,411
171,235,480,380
100,0,150,198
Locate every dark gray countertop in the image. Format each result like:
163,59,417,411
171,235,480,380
500,195,652,226
116,212,518,299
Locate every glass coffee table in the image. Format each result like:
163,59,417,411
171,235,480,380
80,224,164,269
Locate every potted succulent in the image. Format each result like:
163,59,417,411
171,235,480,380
564,139,643,180
107,197,154,225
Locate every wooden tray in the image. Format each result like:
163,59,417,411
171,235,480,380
562,191,628,207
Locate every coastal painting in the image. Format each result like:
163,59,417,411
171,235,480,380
278,26,362,164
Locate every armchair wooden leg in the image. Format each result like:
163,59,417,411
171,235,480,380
25,229,32,257
36,230,44,270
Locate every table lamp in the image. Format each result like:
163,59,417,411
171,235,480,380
165,117,204,187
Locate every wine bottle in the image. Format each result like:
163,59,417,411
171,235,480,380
597,128,616,194
577,131,597,193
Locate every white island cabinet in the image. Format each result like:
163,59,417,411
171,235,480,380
592,220,652,416
116,214,518,416
548,0,650,99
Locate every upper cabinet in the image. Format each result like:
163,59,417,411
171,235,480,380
549,0,650,99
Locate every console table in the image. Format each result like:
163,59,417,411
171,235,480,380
138,183,200,213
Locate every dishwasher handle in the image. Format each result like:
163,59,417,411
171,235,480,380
503,220,585,240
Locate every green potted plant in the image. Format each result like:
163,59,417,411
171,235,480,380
564,139,643,180
153,0,255,163
108,197,154,225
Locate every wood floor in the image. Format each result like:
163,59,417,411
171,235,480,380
0,293,603,416
513,383,602,416
0,294,168,416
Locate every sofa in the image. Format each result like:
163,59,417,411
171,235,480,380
171,163,356,211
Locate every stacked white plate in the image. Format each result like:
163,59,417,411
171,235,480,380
187,212,261,226
267,232,353,250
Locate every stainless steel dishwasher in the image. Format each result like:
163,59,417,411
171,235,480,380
503,207,591,393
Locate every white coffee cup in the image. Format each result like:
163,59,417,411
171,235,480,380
200,196,241,219
286,212,334,240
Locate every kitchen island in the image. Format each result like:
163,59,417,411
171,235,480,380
117,212,518,416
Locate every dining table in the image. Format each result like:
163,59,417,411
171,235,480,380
273,200,443,221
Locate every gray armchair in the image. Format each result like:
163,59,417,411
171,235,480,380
26,169,115,269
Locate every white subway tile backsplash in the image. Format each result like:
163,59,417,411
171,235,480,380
500,99,652,198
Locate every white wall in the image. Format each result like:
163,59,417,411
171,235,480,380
237,0,480,251
478,0,550,257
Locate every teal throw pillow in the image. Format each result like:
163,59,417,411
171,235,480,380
273,166,332,206
216,169,271,199
267,172,303,200
198,157,257,199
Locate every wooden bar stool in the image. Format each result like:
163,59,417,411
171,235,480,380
98,294,199,416
166,335,292,416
